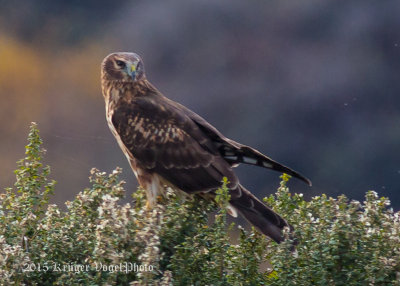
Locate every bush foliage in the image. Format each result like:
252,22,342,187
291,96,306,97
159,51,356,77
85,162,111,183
0,123,399,285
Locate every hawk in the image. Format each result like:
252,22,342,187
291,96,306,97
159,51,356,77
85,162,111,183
101,52,311,243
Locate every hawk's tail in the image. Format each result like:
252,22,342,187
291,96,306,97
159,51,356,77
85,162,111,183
229,184,293,244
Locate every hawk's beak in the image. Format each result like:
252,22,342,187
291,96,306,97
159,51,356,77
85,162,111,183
128,64,136,80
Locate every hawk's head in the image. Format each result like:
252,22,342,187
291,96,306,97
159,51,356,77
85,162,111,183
101,52,145,82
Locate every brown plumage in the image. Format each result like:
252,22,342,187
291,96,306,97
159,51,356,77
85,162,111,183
101,52,311,244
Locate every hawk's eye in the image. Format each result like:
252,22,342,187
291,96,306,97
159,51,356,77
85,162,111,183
136,62,143,72
115,60,125,68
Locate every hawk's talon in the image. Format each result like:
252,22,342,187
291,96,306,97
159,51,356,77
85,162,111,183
145,200,152,210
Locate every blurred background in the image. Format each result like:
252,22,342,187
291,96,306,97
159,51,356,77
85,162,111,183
0,0,399,210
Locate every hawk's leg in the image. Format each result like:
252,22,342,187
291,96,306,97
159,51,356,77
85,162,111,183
136,168,166,210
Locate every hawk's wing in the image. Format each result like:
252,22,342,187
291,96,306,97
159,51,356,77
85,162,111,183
172,100,312,186
112,94,239,193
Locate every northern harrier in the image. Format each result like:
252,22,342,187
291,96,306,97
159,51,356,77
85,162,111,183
101,52,311,243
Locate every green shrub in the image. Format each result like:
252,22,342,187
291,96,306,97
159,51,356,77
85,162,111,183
0,123,399,285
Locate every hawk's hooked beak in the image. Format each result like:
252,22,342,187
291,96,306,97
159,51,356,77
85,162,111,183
128,63,136,80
